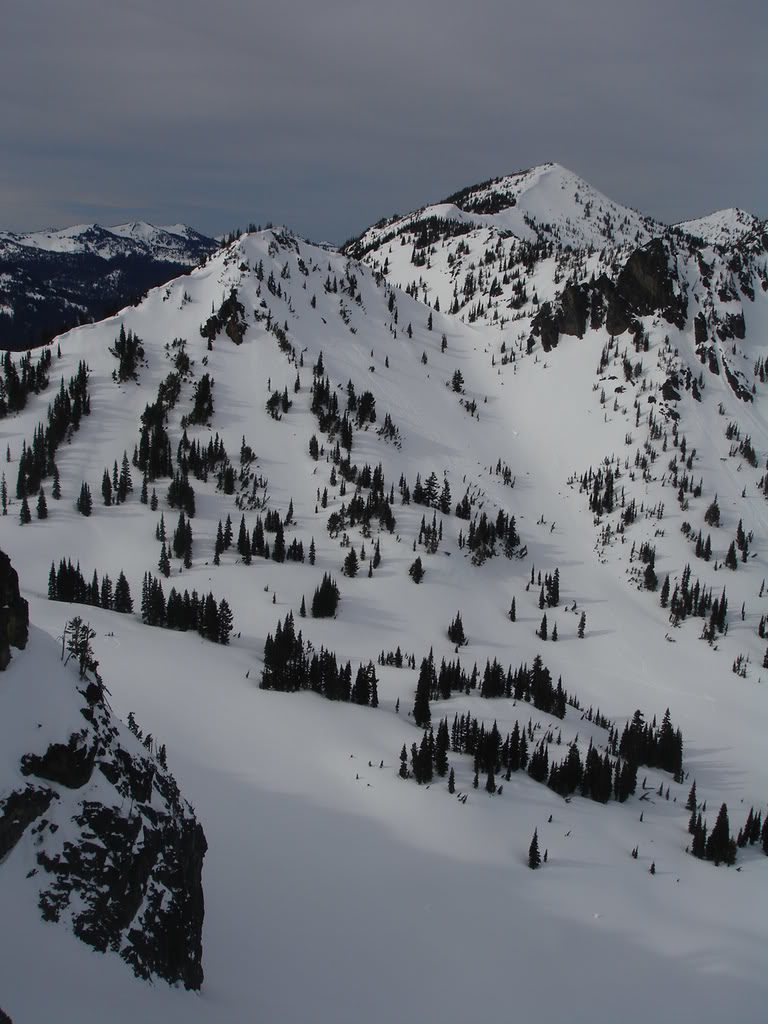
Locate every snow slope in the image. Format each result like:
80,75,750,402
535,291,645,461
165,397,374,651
1,177,767,1021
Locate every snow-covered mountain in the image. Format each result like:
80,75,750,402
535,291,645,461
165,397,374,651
1,165,767,1023
0,221,217,352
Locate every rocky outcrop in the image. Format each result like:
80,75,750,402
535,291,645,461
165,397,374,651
0,550,28,670
530,282,590,352
0,554,207,990
606,238,687,335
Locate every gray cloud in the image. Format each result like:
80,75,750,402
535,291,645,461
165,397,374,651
1,0,765,240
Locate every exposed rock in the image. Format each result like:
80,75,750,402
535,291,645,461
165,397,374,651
0,549,29,671
530,282,589,352
606,238,687,335
0,553,207,990
0,1005,12,1023
21,732,97,789
0,785,57,860
200,286,247,346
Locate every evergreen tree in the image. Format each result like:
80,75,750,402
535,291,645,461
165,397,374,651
660,574,670,607
309,537,316,565
644,562,658,591
706,803,736,866
102,468,112,506
686,780,697,812
113,571,133,613
19,494,31,524
217,598,234,644
528,828,541,869
509,597,516,622
52,465,61,500
413,654,433,728
36,486,47,520
76,481,92,516
409,556,425,583
725,541,738,571
158,541,171,578
399,744,409,779
578,611,586,638
539,613,548,640
447,611,466,645
448,767,455,793
343,546,359,577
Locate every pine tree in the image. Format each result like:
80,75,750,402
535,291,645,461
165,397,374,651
686,780,697,812
399,744,409,779
509,597,516,622
447,611,466,645
725,541,738,571
551,622,558,641
343,546,359,577
578,611,586,638
539,613,548,640
217,598,233,644
528,828,541,869
409,556,424,583
158,541,171,578
36,487,47,520
52,465,61,500
76,481,92,516
706,802,736,865
448,767,455,793
660,575,670,607
19,494,31,524
412,655,432,728
102,468,112,506
113,571,133,613
309,537,316,565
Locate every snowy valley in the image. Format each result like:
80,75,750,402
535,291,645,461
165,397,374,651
1,163,767,1023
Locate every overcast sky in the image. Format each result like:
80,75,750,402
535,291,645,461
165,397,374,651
2,0,765,242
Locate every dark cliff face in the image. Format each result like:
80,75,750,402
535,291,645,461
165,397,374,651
606,238,687,335
0,555,207,991
0,549,29,670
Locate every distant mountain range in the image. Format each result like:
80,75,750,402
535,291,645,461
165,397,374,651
0,221,218,351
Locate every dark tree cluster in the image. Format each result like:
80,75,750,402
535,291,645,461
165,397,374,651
403,708,643,808
177,430,230,488
110,324,145,382
617,708,684,781
186,373,214,426
689,802,737,866
0,347,51,417
140,571,233,644
101,451,133,506
311,573,340,618
48,560,133,613
458,509,519,564
447,611,467,646
411,471,451,513
166,471,196,517
261,611,378,706
412,649,567,725
377,647,416,669
14,361,90,500
325,476,396,537
137,394,174,482
662,563,726,638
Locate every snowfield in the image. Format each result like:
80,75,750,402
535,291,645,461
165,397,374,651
1,166,767,1022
